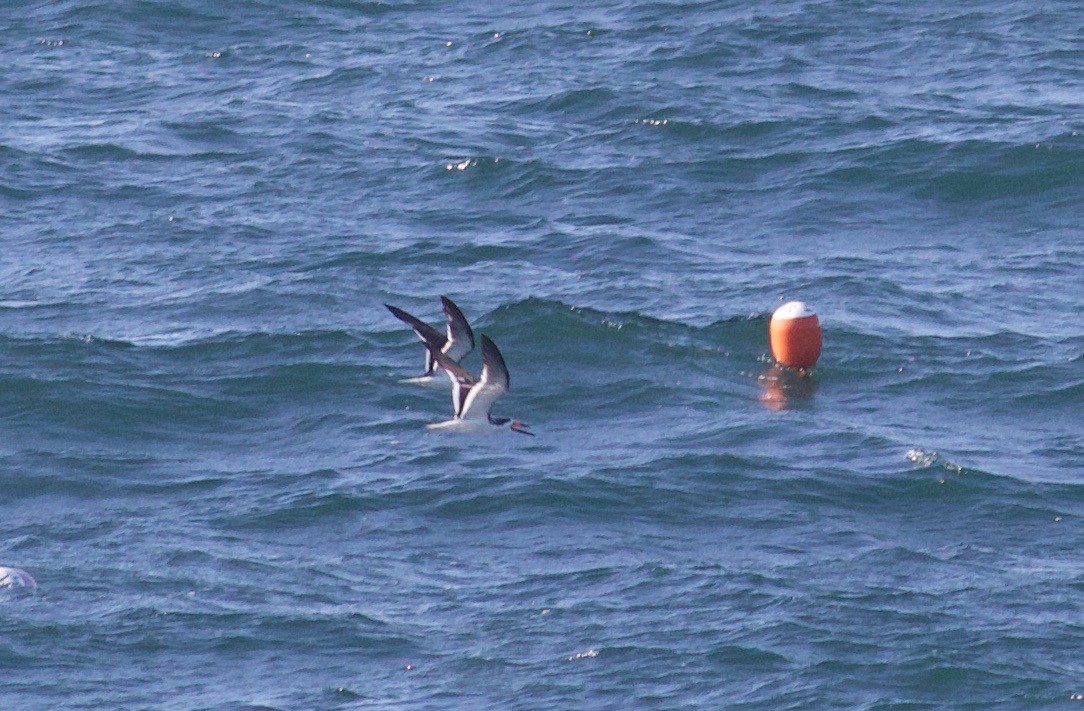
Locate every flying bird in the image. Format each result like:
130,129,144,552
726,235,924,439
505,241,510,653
425,333,533,435
385,295,475,383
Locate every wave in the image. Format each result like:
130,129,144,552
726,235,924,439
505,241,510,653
1,296,1074,435
634,134,1084,201
57,141,254,162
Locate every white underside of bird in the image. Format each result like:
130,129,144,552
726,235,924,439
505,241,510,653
425,418,499,433
398,374,445,387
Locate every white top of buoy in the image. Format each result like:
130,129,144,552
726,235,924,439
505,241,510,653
773,301,815,320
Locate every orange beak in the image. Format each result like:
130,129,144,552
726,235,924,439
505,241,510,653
511,420,534,436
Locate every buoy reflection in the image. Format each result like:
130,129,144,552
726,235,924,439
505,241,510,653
758,365,816,411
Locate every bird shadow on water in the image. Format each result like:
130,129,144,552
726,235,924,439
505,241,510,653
757,365,817,411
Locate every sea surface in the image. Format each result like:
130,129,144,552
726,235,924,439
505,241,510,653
1,1,1082,708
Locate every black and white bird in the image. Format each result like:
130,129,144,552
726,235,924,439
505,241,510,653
385,295,475,383
425,334,533,435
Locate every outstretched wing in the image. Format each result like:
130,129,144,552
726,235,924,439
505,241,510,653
385,303,448,376
440,295,475,363
459,335,510,421
426,339,478,418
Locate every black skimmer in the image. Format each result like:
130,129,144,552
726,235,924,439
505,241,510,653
385,295,475,383
424,334,533,435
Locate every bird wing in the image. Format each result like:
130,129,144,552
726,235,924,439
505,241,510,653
385,303,448,376
459,335,509,421
425,338,478,418
440,295,475,362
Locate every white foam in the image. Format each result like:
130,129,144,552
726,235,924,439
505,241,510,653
0,566,36,589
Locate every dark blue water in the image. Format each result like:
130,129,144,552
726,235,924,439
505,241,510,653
2,1,1082,708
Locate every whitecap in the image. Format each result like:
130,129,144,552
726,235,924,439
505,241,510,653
0,566,37,589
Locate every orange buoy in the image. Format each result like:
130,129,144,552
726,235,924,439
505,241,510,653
769,301,822,371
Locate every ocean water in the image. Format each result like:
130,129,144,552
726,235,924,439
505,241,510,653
1,0,1082,708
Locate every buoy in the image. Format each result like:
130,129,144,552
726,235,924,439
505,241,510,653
769,301,822,370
